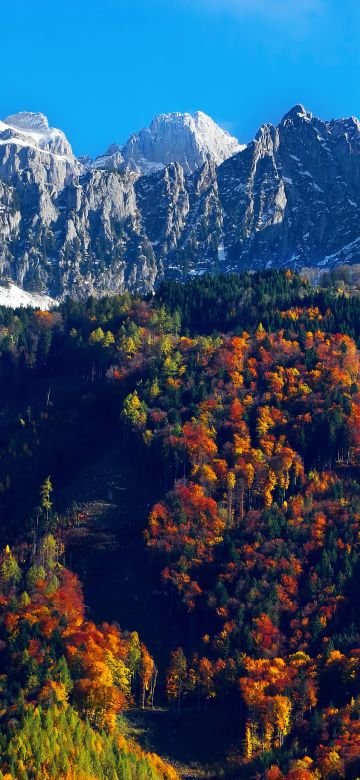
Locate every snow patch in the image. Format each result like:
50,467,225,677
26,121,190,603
217,241,227,262
0,283,57,309
0,112,76,165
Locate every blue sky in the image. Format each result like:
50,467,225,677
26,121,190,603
2,0,360,157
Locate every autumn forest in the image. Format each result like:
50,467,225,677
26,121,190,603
0,270,359,778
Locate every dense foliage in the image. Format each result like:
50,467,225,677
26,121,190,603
157,270,360,341
119,274,360,778
0,270,360,778
0,522,176,780
0,704,177,780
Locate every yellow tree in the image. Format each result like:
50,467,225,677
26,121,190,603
166,648,187,713
272,695,292,747
139,644,157,709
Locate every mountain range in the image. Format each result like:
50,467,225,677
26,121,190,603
0,104,360,302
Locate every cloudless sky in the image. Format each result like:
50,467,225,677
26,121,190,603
1,0,360,157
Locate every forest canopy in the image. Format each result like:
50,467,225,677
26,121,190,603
0,270,359,779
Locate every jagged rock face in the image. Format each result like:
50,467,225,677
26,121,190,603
3,112,75,160
52,170,157,298
2,105,360,300
93,111,244,176
217,105,360,270
135,161,223,278
120,111,244,175
0,110,242,297
0,112,78,190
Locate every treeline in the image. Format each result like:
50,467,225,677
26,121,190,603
2,270,360,384
156,270,360,341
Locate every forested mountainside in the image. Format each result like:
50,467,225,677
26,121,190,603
0,270,360,779
3,106,360,300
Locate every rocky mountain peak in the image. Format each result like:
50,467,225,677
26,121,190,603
0,110,78,191
0,110,76,162
329,115,360,141
281,104,313,124
0,103,360,302
106,143,123,156
95,110,244,176
4,112,50,133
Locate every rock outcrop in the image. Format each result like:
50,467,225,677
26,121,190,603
1,105,360,300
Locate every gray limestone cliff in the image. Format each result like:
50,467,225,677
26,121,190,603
1,105,360,300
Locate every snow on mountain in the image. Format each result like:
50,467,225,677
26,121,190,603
93,111,245,175
0,282,57,310
1,112,75,161
0,111,79,190
0,109,242,180
1,103,360,303
216,104,360,271
190,111,246,165
91,143,125,173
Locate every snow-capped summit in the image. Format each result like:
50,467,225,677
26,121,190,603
4,111,51,133
0,111,78,188
191,111,244,164
1,111,75,161
2,102,360,304
94,110,245,175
